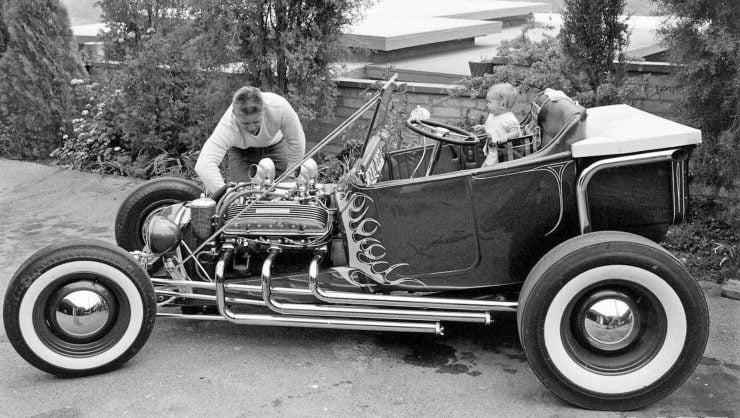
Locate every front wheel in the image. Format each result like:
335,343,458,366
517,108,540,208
518,231,709,410
115,177,202,251
3,240,156,377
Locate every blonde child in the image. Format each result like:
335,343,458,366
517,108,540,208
475,83,521,167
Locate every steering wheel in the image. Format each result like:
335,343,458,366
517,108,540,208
405,119,480,146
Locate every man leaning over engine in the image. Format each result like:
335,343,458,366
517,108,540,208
195,86,306,194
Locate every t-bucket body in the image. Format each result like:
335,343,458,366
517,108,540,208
318,86,695,292
3,76,708,411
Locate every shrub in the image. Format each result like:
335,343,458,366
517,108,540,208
714,243,740,281
52,21,239,179
663,196,740,283
0,0,85,159
87,0,372,180
52,74,218,180
98,0,373,122
560,0,630,92
653,0,740,192
51,79,131,174
109,33,234,158
0,0,7,58
458,21,643,108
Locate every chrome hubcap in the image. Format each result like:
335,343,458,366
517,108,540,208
580,291,640,352
49,281,115,341
55,290,111,337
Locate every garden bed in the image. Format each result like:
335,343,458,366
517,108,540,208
662,195,739,283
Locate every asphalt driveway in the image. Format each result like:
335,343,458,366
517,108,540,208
1,158,738,417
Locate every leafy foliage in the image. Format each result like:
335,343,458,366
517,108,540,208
653,0,740,191
316,137,362,183
663,196,740,283
317,87,415,182
97,0,187,60
98,0,373,121
52,79,129,174
52,78,205,179
0,0,85,159
457,20,642,108
714,242,739,281
0,0,7,57
109,33,234,158
65,0,373,180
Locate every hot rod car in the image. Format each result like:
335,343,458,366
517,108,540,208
3,76,709,410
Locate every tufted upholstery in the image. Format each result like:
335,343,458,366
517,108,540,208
531,89,588,155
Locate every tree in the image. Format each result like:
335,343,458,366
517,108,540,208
0,0,85,158
653,0,739,191
226,0,372,119
0,0,8,57
559,0,630,96
98,0,372,121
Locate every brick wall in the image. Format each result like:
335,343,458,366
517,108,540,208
331,63,682,129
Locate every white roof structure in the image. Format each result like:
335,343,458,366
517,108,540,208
344,0,549,51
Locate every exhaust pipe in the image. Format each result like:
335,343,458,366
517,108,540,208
308,263,517,313
260,251,490,324
214,249,443,335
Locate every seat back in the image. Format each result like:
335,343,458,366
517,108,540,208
530,89,588,155
500,134,536,160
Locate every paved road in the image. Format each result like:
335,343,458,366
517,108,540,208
1,159,738,417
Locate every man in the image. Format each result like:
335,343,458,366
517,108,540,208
195,86,306,193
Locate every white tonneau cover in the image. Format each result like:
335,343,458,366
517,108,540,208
571,104,702,158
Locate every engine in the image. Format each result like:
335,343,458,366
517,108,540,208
141,156,340,287
190,157,336,251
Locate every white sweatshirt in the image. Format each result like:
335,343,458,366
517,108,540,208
195,92,306,192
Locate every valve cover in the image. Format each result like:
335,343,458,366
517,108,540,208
222,202,330,237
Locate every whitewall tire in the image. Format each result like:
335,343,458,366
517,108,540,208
518,231,709,410
3,240,156,377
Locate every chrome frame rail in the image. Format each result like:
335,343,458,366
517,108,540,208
576,149,688,234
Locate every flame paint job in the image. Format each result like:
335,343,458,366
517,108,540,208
328,156,578,291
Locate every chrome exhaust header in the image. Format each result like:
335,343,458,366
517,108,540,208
260,251,490,324
214,249,443,335
308,260,517,313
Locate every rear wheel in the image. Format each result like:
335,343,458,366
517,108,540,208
518,231,709,410
115,177,201,251
3,240,156,377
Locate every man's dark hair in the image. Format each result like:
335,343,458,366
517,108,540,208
232,86,263,114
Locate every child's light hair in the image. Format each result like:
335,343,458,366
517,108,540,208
486,83,518,109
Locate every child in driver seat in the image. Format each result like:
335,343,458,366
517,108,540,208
475,83,522,167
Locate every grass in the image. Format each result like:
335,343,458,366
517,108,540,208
662,195,740,283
